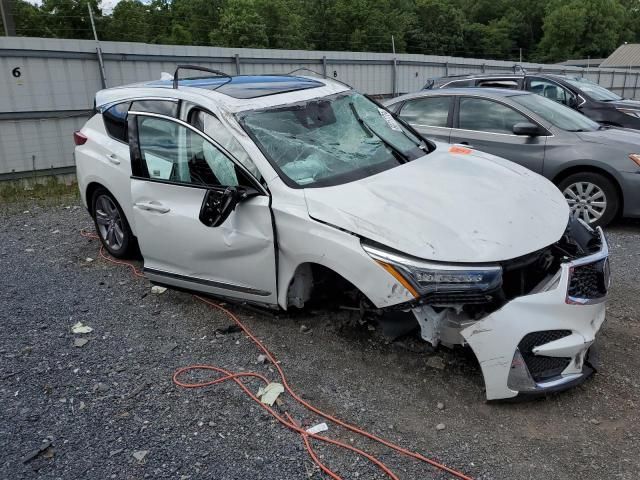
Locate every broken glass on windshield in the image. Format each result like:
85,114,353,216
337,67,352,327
239,92,427,187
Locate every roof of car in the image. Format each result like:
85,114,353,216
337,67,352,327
95,74,350,113
386,87,531,105
145,74,325,99
432,72,577,84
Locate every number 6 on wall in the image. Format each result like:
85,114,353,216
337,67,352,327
12,67,21,78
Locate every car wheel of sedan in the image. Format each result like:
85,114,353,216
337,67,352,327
558,172,619,227
91,188,134,258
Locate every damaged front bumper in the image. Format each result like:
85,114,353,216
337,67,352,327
414,227,610,401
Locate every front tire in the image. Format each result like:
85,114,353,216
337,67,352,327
91,188,134,258
557,172,619,227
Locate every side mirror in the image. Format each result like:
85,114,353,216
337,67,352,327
567,96,579,109
512,122,544,137
199,186,258,227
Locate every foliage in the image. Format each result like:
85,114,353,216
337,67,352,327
5,0,640,62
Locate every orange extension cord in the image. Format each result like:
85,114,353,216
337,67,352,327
80,228,473,480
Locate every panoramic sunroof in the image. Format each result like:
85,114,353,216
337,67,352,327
148,75,324,99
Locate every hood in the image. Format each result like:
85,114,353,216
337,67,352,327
607,99,640,109
304,144,569,263
576,126,640,147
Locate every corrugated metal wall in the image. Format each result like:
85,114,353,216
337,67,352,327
2,36,640,179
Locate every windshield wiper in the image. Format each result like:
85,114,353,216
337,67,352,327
363,94,429,151
349,102,409,163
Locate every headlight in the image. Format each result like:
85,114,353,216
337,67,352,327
362,242,502,300
629,153,640,168
617,108,640,118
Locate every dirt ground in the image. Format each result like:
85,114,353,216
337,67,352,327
1,201,639,479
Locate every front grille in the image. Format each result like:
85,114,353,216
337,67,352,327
568,258,609,302
518,330,572,382
425,292,495,305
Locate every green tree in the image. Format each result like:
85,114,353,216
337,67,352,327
536,0,628,62
405,0,465,55
104,0,150,43
211,0,269,48
38,0,103,39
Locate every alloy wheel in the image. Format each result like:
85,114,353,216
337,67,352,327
562,181,607,224
95,194,125,251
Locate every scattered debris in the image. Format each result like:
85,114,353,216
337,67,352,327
426,356,446,370
437,402,445,410
85,257,94,263
257,354,268,364
92,382,109,394
151,285,167,294
74,338,89,348
71,322,93,334
160,341,178,354
25,248,34,253
300,325,312,334
51,229,60,234
257,382,284,406
589,418,601,425
306,423,328,435
21,438,53,464
436,423,446,431
109,449,123,457
214,324,242,335
132,450,149,462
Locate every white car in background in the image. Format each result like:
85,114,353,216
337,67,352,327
74,67,610,400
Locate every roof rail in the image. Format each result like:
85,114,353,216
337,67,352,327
513,64,527,74
173,65,232,90
287,67,354,90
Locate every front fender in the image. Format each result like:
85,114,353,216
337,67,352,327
273,206,415,310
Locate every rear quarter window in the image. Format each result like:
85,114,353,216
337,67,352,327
102,102,130,143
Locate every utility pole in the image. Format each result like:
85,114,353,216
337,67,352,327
391,35,396,55
0,0,16,36
519,48,522,63
87,2,108,88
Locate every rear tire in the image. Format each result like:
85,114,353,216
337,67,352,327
91,187,135,258
557,172,619,227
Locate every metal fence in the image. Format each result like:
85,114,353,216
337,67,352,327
2,36,640,180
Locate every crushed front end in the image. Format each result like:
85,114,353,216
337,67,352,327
365,218,610,400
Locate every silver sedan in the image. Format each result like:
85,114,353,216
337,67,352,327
385,88,640,226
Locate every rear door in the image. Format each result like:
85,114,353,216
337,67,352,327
127,110,278,305
395,95,453,143
449,96,547,173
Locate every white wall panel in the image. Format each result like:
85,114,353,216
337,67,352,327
1,36,640,176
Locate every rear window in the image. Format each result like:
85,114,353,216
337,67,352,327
477,79,519,89
102,102,130,143
399,96,452,127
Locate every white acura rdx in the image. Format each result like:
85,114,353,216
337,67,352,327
74,67,609,400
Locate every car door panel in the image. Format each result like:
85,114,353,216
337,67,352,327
131,179,276,302
128,112,277,305
450,96,546,173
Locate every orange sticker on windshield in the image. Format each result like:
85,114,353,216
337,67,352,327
449,145,472,155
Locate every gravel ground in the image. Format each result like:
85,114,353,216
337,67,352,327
1,201,639,480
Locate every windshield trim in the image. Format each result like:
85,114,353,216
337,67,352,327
560,76,622,102
236,91,430,189
510,93,600,132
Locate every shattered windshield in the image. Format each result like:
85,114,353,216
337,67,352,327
238,92,428,187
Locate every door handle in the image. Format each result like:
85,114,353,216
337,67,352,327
106,153,120,165
134,201,170,213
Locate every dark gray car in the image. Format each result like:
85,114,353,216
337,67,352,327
384,88,640,226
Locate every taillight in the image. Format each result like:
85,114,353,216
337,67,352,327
74,131,88,146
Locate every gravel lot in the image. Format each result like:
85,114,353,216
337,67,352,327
1,200,639,479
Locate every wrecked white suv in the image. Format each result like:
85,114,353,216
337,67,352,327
74,67,609,400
